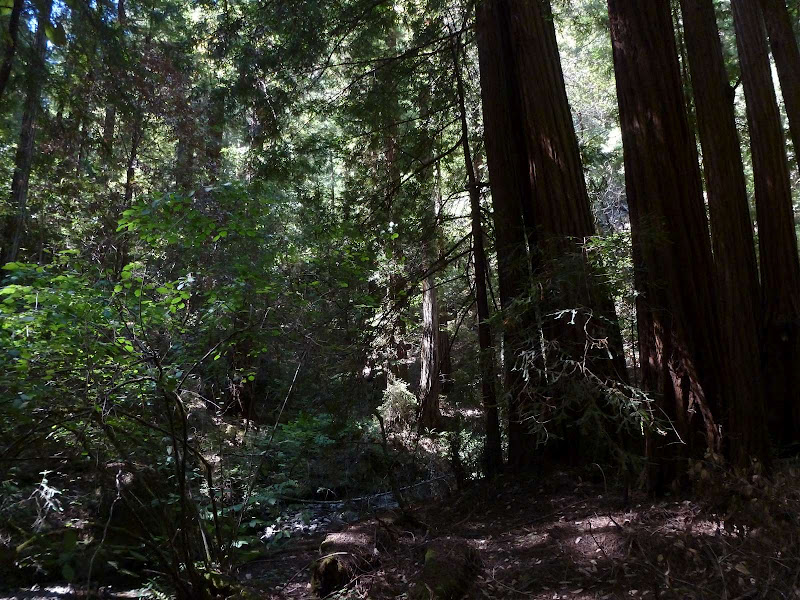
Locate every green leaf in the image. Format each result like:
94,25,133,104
45,22,67,46
61,563,75,582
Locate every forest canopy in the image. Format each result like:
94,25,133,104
1,0,800,598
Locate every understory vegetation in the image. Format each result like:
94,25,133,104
1,0,800,598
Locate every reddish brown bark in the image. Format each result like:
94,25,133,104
679,0,768,467
511,0,628,463
476,0,536,471
607,0,723,492
477,0,628,467
732,0,800,445
761,0,800,163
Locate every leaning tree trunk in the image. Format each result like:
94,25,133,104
2,0,52,265
607,0,724,493
732,0,800,446
476,0,538,471
679,0,769,467
761,0,800,165
452,35,502,473
0,0,23,102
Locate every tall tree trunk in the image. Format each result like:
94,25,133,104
116,113,142,274
761,0,800,163
417,250,441,430
2,0,51,265
732,0,800,446
205,88,225,182
0,0,23,102
607,0,723,493
100,0,125,183
476,0,538,471
510,0,629,462
418,159,442,430
679,0,769,467
175,93,195,193
102,106,116,178
453,35,502,474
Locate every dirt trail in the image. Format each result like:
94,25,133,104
252,472,799,599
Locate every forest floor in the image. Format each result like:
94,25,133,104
245,469,800,600
3,468,799,599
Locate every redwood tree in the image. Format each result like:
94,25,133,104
761,0,800,163
477,0,628,468
475,0,536,470
511,0,628,462
607,0,723,492
453,34,502,473
732,0,800,445
0,0,23,102
679,0,768,466
2,0,52,264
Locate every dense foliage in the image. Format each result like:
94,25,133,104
1,0,798,597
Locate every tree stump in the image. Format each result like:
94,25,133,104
409,538,481,600
310,521,392,597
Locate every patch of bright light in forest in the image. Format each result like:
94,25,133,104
189,6,204,24
602,127,622,154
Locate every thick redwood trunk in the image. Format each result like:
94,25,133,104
0,0,23,102
511,0,629,461
478,0,628,467
453,35,502,474
476,0,537,471
761,0,800,163
732,0,800,445
607,0,723,492
2,0,52,265
679,0,768,467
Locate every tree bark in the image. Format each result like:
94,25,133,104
2,0,51,265
510,0,629,462
0,0,23,102
476,0,537,471
417,260,441,430
732,0,800,446
205,88,225,182
453,34,502,474
100,0,126,183
607,0,723,492
761,0,800,164
418,156,442,430
679,0,769,467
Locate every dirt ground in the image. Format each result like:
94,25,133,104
245,470,800,599
3,468,799,599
